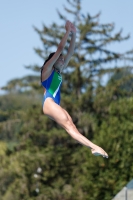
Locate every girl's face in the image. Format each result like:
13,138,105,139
54,55,64,69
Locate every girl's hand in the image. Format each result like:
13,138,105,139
70,23,76,33
65,20,72,32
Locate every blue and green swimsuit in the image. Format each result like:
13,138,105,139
42,69,62,105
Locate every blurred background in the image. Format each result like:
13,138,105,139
0,0,133,91
0,0,133,199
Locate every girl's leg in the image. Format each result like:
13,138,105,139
63,108,108,158
43,98,108,158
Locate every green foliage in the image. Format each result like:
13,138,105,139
0,0,133,199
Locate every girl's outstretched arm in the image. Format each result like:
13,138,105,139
63,23,76,69
42,21,71,78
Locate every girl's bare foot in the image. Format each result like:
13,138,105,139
91,145,108,158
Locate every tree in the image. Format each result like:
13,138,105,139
32,0,133,137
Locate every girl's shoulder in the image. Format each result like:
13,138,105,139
41,67,53,82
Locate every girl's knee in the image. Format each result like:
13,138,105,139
63,118,75,131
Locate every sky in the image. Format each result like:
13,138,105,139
0,0,133,95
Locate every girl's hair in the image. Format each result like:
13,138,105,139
40,52,55,83
40,52,62,83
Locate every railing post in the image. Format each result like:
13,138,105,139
125,187,127,200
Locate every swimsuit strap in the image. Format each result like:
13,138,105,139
53,66,61,74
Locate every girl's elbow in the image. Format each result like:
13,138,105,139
68,50,74,56
58,44,64,52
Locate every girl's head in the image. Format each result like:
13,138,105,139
40,52,55,82
40,52,64,82
54,54,64,69
43,52,55,66
41,52,64,71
